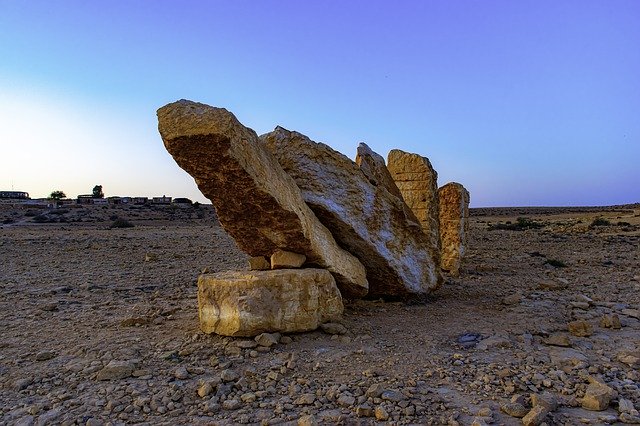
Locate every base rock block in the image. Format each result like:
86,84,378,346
198,269,343,337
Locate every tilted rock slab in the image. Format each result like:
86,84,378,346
261,127,442,298
438,182,469,276
157,100,368,297
355,143,403,199
198,269,343,336
387,150,442,263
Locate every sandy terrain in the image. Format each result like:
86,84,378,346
1,202,639,425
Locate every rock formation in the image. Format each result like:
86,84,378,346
261,127,442,297
438,182,470,276
198,269,343,336
355,143,403,199
157,100,368,298
387,149,441,263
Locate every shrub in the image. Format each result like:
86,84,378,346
590,218,611,227
545,259,567,268
489,217,545,231
109,218,134,229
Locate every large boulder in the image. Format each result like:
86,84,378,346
261,127,442,298
387,149,441,262
438,182,470,276
157,100,368,298
198,269,343,336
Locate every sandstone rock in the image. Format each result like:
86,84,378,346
521,405,548,426
387,149,441,253
600,314,622,329
261,127,441,297
543,333,572,347
270,250,306,269
568,320,593,337
500,402,529,418
438,182,470,276
355,142,402,199
248,256,270,271
198,269,343,336
582,381,615,411
374,406,390,421
157,100,368,297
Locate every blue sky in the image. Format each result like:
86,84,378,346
1,1,638,206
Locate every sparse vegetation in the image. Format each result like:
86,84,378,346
49,190,66,200
109,218,134,229
545,258,567,268
489,217,545,231
590,217,611,227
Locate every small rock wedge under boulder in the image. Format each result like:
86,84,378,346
261,127,442,298
157,100,368,298
438,182,470,276
198,269,343,337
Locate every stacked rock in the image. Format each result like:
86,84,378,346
157,100,469,336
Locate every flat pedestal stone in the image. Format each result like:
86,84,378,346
438,182,470,276
198,269,343,337
157,100,368,298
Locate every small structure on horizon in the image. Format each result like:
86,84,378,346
0,191,30,200
152,195,172,205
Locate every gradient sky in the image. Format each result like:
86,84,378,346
1,1,638,206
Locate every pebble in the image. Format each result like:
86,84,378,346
174,366,189,380
568,320,593,337
500,402,529,418
255,332,280,347
375,406,390,421
320,322,348,335
34,351,57,361
96,360,135,381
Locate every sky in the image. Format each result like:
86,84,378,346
1,1,639,207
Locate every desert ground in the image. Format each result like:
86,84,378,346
1,201,639,425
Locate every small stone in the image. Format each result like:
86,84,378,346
174,366,189,380
34,351,56,361
240,392,256,403
270,249,306,269
222,399,241,410
619,398,639,416
39,303,58,312
620,413,640,424
197,381,214,398
356,404,375,417
280,335,293,344
543,333,572,347
366,383,385,398
477,406,492,417
582,382,614,411
144,252,157,262
500,402,529,418
220,369,239,383
236,340,258,349
337,394,355,407
294,393,316,405
375,406,390,421
297,415,318,426
600,314,622,329
255,332,281,347
320,322,347,335
568,320,593,337
248,256,270,270
381,390,406,402
531,392,557,411
471,417,488,426
522,405,548,426
96,360,135,381
14,378,33,391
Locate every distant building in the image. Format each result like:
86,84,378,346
107,196,122,205
0,191,30,200
77,195,94,204
173,197,193,205
120,197,132,204
133,197,148,205
93,198,108,205
152,195,172,205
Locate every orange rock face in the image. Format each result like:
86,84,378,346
438,182,470,276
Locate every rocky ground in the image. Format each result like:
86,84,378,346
1,202,639,425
